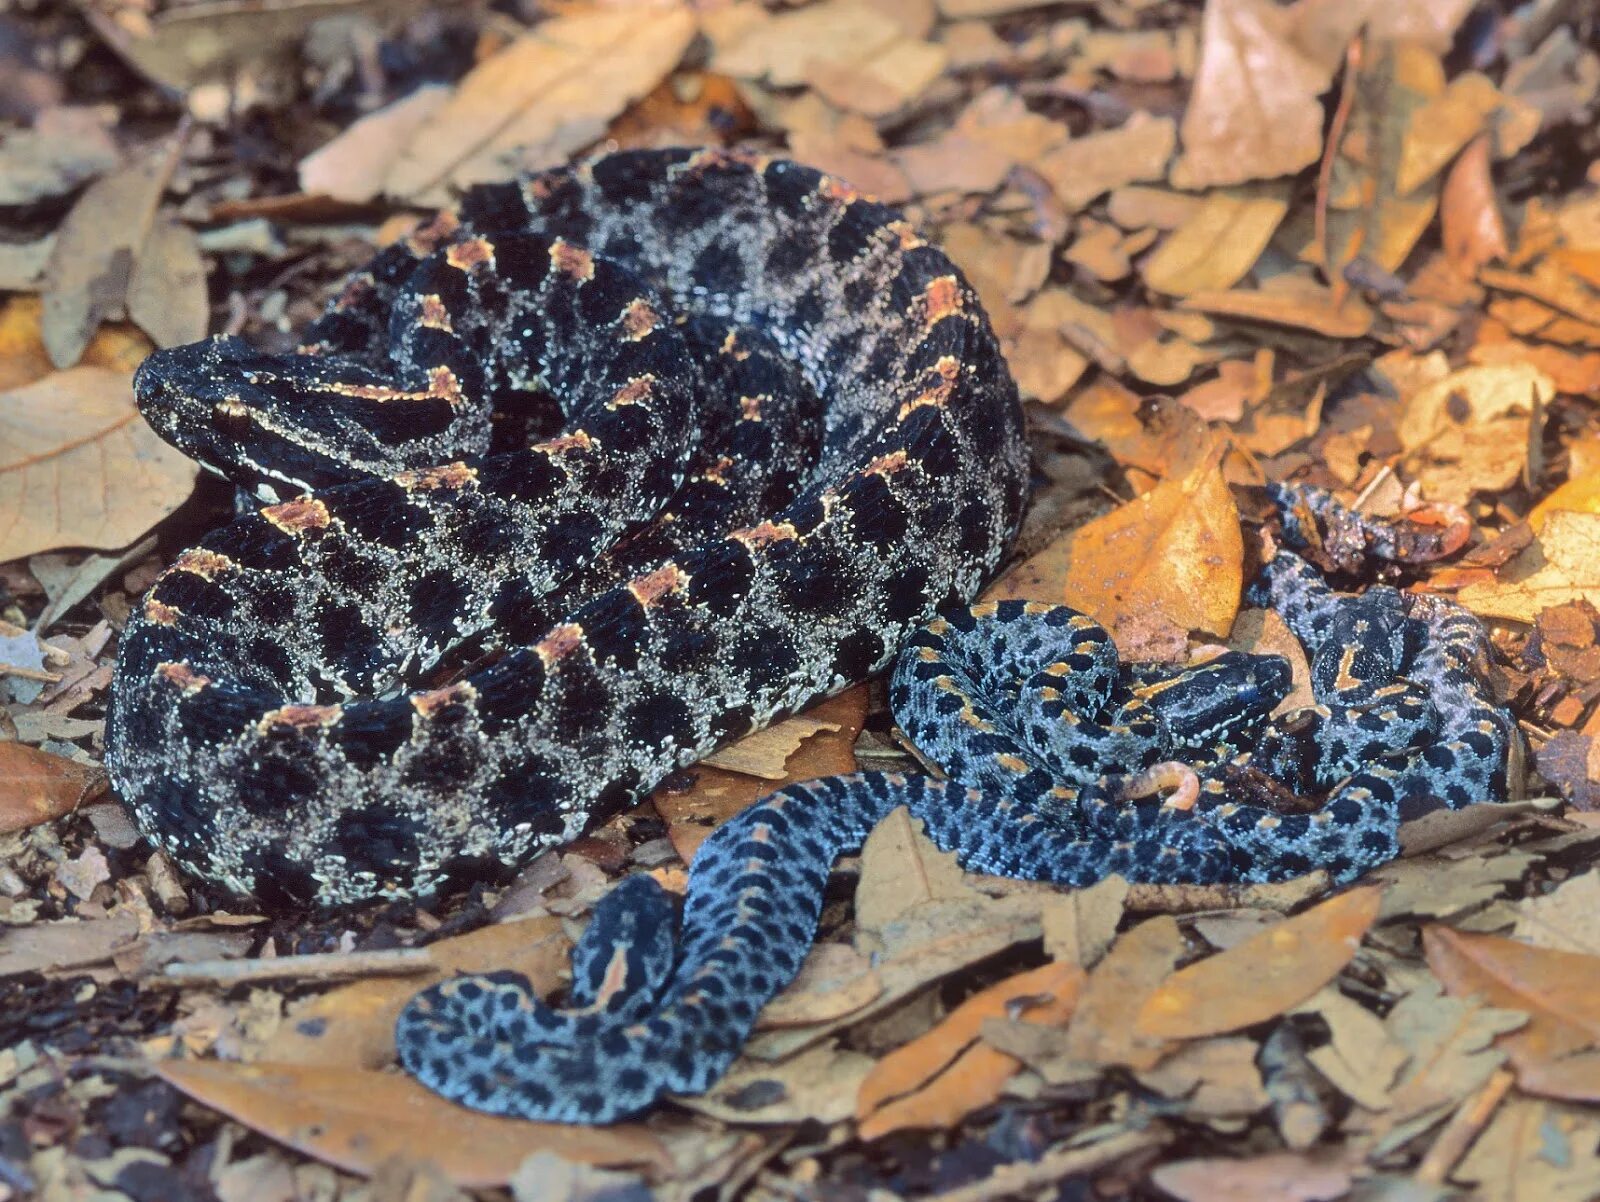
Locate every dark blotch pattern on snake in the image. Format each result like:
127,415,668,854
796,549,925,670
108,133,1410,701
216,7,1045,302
398,522,1512,1123
105,148,1028,908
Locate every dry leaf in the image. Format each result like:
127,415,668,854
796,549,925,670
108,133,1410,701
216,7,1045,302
1036,112,1176,210
0,367,197,560
1319,42,1444,279
259,917,570,1069
41,136,180,368
386,7,696,202
1143,185,1291,296
856,960,1083,1136
1182,277,1374,338
0,742,104,834
1395,362,1553,505
157,1062,669,1187
0,106,120,207
299,86,452,204
126,217,209,351
1170,0,1330,189
988,444,1242,645
1425,926,1600,1101
1059,916,1186,1072
1152,1151,1355,1202
1136,887,1382,1040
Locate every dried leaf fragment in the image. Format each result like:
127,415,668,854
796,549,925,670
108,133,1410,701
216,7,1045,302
1170,0,1331,189
0,367,197,560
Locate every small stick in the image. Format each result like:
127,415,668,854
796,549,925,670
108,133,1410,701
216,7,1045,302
1413,1067,1515,1184
153,947,435,987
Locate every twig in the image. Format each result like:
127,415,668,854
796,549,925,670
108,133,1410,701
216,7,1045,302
1413,1067,1515,1185
914,1128,1169,1202
153,947,434,987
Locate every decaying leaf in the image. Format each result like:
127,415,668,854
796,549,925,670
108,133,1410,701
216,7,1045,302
1169,0,1330,189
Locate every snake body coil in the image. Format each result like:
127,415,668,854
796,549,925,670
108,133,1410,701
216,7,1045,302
106,148,1028,908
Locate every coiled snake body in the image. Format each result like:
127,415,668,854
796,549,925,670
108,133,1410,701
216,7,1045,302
106,148,1512,1126
106,147,1028,908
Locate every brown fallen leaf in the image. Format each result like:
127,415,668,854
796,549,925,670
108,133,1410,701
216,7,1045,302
0,742,104,834
1457,510,1600,622
1425,926,1600,1102
1441,135,1509,278
1169,0,1330,189
126,216,209,351
156,1062,669,1186
1142,185,1291,297
299,86,452,204
1151,1150,1356,1202
855,960,1083,1139
0,367,197,560
1036,112,1176,211
386,6,697,202
1136,887,1383,1040
1058,915,1186,1072
988,441,1242,648
1182,277,1374,339
41,133,182,369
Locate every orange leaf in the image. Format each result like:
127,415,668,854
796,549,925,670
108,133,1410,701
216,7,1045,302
1137,886,1382,1040
856,960,1083,1132
1424,926,1600,1100
0,742,104,834
988,441,1242,648
157,1062,670,1187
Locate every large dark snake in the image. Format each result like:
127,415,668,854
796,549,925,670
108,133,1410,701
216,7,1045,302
103,148,1513,1126
106,147,1028,907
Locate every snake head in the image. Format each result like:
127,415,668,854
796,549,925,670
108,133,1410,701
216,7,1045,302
1134,650,1293,747
134,335,478,502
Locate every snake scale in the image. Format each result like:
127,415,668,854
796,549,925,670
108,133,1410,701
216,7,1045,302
105,147,1513,1125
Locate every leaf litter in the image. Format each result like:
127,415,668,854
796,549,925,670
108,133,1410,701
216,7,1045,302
5,0,1600,1199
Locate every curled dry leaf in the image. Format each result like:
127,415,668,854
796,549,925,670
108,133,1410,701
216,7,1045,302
1169,0,1330,190
0,742,105,834
1136,887,1383,1040
0,367,197,561
156,1062,670,1187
